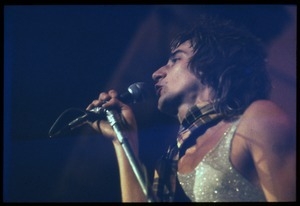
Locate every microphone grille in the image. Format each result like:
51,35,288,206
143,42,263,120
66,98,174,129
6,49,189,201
128,82,149,103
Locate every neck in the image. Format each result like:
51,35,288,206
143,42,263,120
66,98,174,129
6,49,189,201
177,102,212,124
177,104,192,123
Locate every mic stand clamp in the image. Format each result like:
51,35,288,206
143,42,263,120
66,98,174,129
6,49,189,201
105,109,156,202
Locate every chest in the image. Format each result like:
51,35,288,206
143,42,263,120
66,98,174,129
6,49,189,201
177,124,227,173
177,123,256,184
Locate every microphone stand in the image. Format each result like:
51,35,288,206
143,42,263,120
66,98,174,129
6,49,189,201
105,109,156,202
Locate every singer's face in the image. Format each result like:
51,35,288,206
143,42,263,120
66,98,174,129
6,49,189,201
152,40,212,116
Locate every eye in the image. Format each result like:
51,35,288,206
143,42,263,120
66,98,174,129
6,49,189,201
170,57,180,64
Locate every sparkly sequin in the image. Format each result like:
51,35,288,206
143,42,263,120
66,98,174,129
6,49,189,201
177,120,266,202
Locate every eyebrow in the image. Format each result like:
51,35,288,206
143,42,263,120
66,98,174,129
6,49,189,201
169,50,188,59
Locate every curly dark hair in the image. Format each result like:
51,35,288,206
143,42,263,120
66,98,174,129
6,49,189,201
170,15,271,120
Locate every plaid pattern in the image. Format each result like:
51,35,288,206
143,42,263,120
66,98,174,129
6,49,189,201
177,104,222,148
152,103,223,202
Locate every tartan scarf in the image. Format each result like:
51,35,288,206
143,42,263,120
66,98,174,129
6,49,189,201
152,103,223,202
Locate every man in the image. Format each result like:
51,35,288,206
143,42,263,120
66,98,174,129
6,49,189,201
86,15,295,202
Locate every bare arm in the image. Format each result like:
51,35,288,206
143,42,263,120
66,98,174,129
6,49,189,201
86,90,148,202
112,140,148,202
243,100,296,201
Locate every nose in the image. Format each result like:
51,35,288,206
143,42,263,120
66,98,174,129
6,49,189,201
152,66,166,82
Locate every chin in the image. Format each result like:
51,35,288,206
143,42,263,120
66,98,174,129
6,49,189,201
157,98,177,116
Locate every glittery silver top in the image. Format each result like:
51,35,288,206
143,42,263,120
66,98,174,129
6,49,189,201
177,120,266,202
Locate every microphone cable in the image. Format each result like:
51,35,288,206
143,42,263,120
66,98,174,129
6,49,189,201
48,107,91,138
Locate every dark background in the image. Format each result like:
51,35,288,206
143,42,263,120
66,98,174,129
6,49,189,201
4,5,296,202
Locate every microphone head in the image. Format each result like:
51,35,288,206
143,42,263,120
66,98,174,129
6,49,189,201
127,82,150,103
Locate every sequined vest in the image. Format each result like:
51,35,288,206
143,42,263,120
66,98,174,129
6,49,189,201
177,120,266,202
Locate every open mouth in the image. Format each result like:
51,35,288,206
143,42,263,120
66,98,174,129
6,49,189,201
155,85,162,96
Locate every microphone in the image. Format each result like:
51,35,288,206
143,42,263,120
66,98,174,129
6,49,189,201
89,81,148,115
71,82,149,126
49,82,150,138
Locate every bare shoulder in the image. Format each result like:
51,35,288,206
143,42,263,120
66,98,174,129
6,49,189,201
243,100,290,123
235,100,296,201
237,100,294,147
